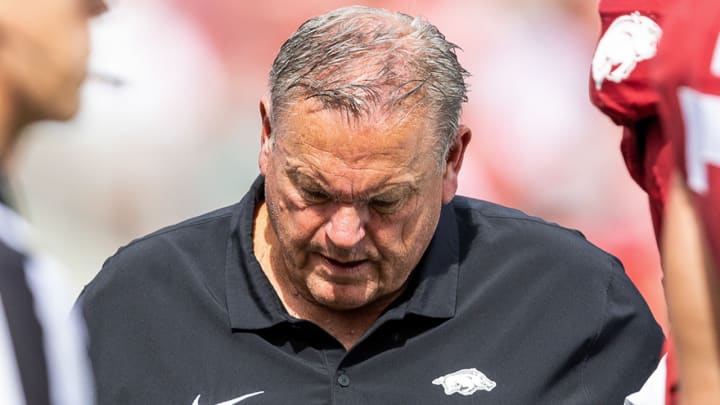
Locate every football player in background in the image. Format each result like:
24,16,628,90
591,1,720,403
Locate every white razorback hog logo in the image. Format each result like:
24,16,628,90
592,11,662,90
432,368,496,396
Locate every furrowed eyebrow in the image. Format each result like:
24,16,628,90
285,167,418,201
286,168,326,191
369,184,417,201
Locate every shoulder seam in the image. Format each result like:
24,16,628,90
467,207,587,240
113,211,234,256
453,200,562,228
579,256,618,402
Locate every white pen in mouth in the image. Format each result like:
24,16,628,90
88,70,126,87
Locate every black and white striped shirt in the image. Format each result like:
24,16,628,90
0,202,94,405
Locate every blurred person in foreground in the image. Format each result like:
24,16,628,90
79,6,664,404
590,0,720,403
0,0,106,404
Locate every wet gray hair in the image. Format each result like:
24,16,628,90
268,6,469,163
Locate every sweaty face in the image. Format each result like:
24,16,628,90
260,101,447,312
0,0,103,121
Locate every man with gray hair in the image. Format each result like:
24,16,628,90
79,6,665,404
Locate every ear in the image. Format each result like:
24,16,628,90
258,97,273,176
441,125,472,204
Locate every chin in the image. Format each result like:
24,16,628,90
38,88,82,121
310,285,377,312
29,103,78,123
316,298,370,312
51,99,81,121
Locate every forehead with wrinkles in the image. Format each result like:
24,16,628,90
275,98,434,168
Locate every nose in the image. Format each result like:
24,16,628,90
324,204,367,249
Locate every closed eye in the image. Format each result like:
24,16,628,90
300,188,331,204
369,198,403,214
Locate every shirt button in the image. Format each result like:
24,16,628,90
337,373,351,387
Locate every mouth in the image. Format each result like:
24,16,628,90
319,255,369,271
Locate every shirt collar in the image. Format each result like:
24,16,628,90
224,175,459,330
403,202,459,319
225,175,289,330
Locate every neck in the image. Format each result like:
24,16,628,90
0,79,25,166
253,201,391,349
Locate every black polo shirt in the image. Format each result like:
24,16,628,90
79,176,663,404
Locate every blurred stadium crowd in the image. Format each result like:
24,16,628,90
6,0,665,330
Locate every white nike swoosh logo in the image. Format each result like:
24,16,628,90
192,391,264,405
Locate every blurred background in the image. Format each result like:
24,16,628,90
5,0,666,331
